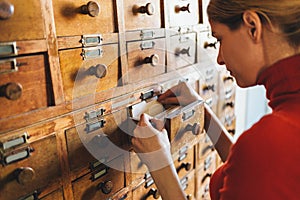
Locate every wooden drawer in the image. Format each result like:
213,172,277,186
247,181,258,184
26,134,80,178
59,43,119,101
196,134,214,166
65,109,129,177
53,0,117,37
0,0,45,42
126,38,166,83
0,54,52,119
132,180,162,200
167,32,197,71
167,0,199,27
198,31,219,66
174,145,194,180
196,168,211,200
164,100,204,153
123,0,161,31
0,134,61,200
17,188,64,200
72,156,125,200
180,170,196,200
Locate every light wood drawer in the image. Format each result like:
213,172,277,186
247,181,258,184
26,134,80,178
65,109,129,177
174,145,194,180
0,54,52,118
180,170,196,200
53,0,117,37
0,0,45,42
72,156,125,200
167,32,197,71
123,0,161,31
59,43,119,101
167,0,199,27
0,134,61,200
196,134,214,165
126,38,166,83
196,168,211,200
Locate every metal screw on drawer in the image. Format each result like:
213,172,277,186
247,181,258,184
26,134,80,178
204,41,217,49
0,82,22,100
185,123,201,135
81,1,100,17
0,1,14,19
15,167,36,185
147,188,160,199
175,4,190,13
136,3,155,15
98,180,113,194
144,54,159,66
88,64,107,78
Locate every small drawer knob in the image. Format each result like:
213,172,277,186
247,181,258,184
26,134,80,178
147,188,160,199
0,1,14,19
81,1,100,17
0,82,22,100
181,162,192,171
16,167,35,185
185,123,201,135
89,64,107,78
144,54,159,66
175,4,190,13
137,3,155,15
204,41,217,49
98,180,113,194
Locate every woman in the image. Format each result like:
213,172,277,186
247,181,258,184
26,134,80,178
131,0,300,199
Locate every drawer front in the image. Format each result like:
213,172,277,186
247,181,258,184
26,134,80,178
132,182,161,200
0,0,45,42
168,0,199,27
59,43,119,101
53,0,117,37
198,31,219,65
174,145,194,179
180,170,196,200
167,33,197,71
0,54,51,118
196,134,214,165
126,38,166,83
0,135,61,200
72,156,125,200
123,0,161,31
66,109,129,175
196,168,211,200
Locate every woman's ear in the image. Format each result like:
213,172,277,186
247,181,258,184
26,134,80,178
242,10,262,43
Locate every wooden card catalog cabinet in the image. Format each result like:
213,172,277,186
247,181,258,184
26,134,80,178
0,0,45,42
52,0,117,37
123,0,162,31
0,54,53,119
59,43,120,101
0,134,61,200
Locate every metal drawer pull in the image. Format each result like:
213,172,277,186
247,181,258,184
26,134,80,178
2,147,34,165
0,82,23,100
134,3,155,15
140,41,155,50
144,54,159,66
204,41,217,49
175,4,190,13
85,119,106,133
0,1,14,20
92,166,108,181
81,46,103,60
0,42,18,56
140,30,154,40
80,1,100,17
147,188,160,199
177,162,192,173
175,47,190,57
0,58,18,74
19,191,39,200
81,34,103,47
88,64,107,78
145,177,154,188
0,132,29,151
84,108,106,121
201,173,212,184
182,109,195,121
185,123,201,135
98,180,113,194
203,84,215,92
140,89,154,100
16,167,36,185
204,156,212,171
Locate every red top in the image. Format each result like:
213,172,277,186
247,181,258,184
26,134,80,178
209,54,300,200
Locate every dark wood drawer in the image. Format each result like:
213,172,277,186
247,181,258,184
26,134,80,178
59,43,120,101
0,54,52,118
53,0,117,37
0,0,45,42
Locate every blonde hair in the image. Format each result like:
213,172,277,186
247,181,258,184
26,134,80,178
207,0,300,48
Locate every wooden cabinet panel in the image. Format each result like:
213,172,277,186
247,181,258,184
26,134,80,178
167,32,197,71
174,145,194,180
126,38,166,83
123,0,161,31
59,43,119,101
0,0,45,42
0,54,52,119
0,134,61,200
52,0,117,37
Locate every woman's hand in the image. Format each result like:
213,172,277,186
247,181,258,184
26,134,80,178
132,113,173,171
158,81,202,106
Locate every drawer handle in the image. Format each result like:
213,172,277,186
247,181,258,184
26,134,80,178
134,3,155,15
88,64,107,78
204,41,217,49
185,123,201,135
147,188,160,199
16,167,36,185
186,194,192,200
144,54,159,66
177,162,192,173
201,173,212,184
175,47,191,57
98,180,113,194
175,4,190,13
0,82,22,100
0,1,14,19
81,1,100,17
203,84,215,92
